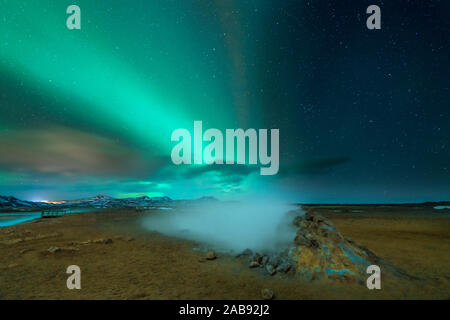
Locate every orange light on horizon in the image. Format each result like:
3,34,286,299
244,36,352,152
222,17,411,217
41,200,66,204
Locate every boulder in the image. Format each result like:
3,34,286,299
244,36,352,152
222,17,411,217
251,253,262,264
236,208,411,282
236,248,253,257
276,262,292,274
47,246,61,254
261,288,274,300
266,264,277,276
261,255,269,266
93,238,113,244
289,209,410,281
206,250,217,260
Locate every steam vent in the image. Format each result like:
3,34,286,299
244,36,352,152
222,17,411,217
246,209,412,282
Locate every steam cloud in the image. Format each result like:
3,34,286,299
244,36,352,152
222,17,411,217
142,200,300,253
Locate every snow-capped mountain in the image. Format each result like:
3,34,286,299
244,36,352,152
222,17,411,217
0,196,46,208
0,195,173,209
57,195,173,208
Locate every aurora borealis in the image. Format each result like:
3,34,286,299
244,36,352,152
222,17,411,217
0,1,448,203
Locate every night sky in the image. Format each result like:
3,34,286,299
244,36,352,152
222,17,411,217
0,0,448,203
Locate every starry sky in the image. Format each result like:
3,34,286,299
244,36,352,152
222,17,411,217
0,0,448,203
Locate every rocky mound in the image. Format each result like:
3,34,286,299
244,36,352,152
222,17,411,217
291,210,380,280
241,209,412,282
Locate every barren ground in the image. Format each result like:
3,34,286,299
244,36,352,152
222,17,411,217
0,205,448,299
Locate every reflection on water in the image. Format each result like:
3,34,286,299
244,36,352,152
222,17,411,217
0,208,97,227
434,206,450,210
0,212,41,227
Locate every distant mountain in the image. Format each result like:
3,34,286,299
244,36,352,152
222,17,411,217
59,195,115,205
0,196,46,208
196,196,219,202
83,195,115,201
0,194,173,209
58,195,173,208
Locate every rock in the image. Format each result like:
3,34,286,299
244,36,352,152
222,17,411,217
261,255,269,266
93,238,113,244
275,262,292,274
130,292,147,299
125,236,134,242
244,209,410,282
63,246,79,252
269,256,282,268
266,264,277,276
68,240,90,246
252,253,262,264
261,288,274,300
47,246,61,254
283,263,292,273
289,210,398,281
7,238,24,245
20,248,33,254
35,232,60,240
206,250,217,260
236,248,253,257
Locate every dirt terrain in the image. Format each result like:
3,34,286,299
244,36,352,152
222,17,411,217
0,205,449,299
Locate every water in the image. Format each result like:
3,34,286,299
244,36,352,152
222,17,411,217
0,208,98,227
434,206,450,210
0,212,41,227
